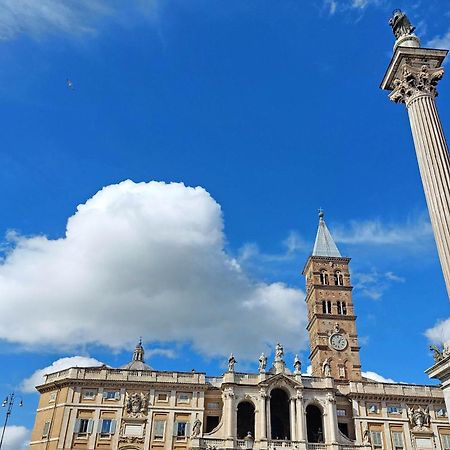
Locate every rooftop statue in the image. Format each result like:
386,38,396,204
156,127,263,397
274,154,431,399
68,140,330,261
389,9,416,40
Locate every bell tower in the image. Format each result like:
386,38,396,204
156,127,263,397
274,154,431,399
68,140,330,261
302,211,362,381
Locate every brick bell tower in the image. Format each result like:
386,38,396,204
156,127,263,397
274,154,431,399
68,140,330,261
302,210,362,381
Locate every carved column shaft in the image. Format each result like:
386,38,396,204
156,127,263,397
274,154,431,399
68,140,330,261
407,92,450,296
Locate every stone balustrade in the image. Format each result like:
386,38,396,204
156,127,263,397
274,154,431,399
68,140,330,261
43,367,206,385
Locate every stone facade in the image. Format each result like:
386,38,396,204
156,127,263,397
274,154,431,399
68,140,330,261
29,215,450,450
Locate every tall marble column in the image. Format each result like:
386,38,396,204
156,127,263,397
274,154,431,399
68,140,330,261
295,391,306,443
259,390,267,440
289,398,296,441
381,11,450,297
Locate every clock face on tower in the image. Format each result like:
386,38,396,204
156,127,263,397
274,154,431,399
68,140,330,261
329,333,348,351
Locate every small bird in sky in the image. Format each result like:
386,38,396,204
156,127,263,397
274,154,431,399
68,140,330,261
66,78,75,90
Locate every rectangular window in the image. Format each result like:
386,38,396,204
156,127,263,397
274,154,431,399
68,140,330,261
42,421,51,438
49,392,56,403
99,419,116,436
157,393,168,402
175,421,190,438
82,390,96,400
206,416,220,433
337,409,346,417
103,391,120,400
442,435,450,450
178,393,190,403
368,404,379,414
207,402,220,410
153,420,166,439
392,432,403,448
437,408,448,417
388,405,402,414
75,418,93,435
371,431,383,447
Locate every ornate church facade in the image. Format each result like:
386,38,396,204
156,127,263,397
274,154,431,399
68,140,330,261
29,214,450,450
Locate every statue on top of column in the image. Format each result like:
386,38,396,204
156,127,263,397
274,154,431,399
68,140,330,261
258,353,267,372
293,355,302,374
275,343,284,362
389,9,415,40
228,353,236,372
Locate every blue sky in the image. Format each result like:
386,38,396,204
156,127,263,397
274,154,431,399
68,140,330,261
1,0,450,447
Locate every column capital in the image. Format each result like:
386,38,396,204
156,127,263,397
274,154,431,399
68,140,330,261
381,46,448,104
390,64,444,105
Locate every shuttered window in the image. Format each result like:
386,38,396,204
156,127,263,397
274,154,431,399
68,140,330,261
42,421,51,438
441,435,450,450
153,420,166,439
371,431,383,447
392,432,403,448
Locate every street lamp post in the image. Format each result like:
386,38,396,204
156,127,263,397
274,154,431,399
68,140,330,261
0,393,23,450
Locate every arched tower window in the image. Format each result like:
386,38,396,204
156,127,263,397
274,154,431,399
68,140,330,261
320,270,329,285
237,401,255,439
322,300,332,314
306,404,324,443
334,271,344,286
336,301,347,315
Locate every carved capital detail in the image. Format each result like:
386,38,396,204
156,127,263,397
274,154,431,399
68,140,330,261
390,64,444,105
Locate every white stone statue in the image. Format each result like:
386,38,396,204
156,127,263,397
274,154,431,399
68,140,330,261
275,343,284,362
322,359,331,377
363,426,371,445
258,353,267,372
228,353,236,372
293,355,301,374
192,416,202,438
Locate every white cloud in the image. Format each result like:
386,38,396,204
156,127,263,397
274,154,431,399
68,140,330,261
428,31,450,51
21,356,104,393
362,371,396,383
352,270,405,300
0,180,308,360
332,215,433,246
0,0,157,41
426,318,450,345
2,426,30,450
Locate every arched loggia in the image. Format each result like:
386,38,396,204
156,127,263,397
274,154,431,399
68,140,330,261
270,389,290,440
306,404,324,443
237,401,255,439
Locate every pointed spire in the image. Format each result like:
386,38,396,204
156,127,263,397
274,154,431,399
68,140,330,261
312,209,341,257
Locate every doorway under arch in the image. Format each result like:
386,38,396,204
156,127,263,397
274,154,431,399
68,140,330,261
270,388,290,440
237,401,255,439
306,404,324,443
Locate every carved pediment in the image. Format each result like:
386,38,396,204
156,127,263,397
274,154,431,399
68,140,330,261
260,373,302,391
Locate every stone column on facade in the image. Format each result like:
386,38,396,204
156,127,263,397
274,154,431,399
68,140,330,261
325,393,338,445
290,397,296,441
381,42,450,297
266,396,271,440
223,388,235,442
259,390,267,441
295,391,306,444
